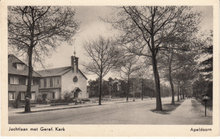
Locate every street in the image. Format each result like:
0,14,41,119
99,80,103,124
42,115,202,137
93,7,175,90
8,98,212,124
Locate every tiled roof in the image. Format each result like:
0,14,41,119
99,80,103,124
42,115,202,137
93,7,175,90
8,54,41,77
37,66,88,80
37,66,72,77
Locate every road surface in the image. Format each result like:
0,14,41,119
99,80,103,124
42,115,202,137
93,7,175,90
8,98,212,124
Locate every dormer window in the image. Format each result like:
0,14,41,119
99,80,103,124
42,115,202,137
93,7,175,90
13,63,25,71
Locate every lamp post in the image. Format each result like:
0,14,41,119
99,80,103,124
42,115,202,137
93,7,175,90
202,95,209,117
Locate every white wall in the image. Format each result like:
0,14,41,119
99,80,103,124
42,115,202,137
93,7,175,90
61,69,88,99
55,89,60,99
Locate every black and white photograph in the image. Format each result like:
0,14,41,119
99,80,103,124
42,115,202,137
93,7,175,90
1,0,219,137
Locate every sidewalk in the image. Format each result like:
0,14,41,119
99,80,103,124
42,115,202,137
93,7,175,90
8,103,97,115
8,98,146,115
164,98,212,124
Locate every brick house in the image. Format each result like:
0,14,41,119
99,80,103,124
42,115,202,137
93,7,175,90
8,54,41,107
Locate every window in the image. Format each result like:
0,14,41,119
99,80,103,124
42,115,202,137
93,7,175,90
50,78,53,87
54,77,60,87
46,78,50,88
44,78,47,87
9,92,15,100
52,92,55,99
16,63,25,70
40,79,44,88
19,76,26,85
34,79,40,85
20,92,26,100
9,76,19,84
31,92,35,100
57,77,60,85
25,79,33,85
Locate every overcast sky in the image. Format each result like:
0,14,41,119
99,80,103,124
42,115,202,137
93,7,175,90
15,6,213,81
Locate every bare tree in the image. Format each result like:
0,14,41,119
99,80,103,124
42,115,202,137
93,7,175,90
173,63,198,99
83,36,121,105
159,47,197,104
8,6,79,112
119,56,142,102
108,6,200,110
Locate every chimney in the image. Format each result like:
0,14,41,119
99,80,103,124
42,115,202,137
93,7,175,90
71,56,78,73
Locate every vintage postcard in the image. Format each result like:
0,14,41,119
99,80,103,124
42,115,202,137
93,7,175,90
1,0,219,137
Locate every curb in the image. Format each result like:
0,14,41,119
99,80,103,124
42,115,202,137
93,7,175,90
9,99,149,115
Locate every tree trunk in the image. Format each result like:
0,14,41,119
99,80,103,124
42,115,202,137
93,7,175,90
25,10,36,112
109,84,111,98
25,47,33,112
169,50,175,105
133,93,135,101
126,79,130,102
150,16,162,110
99,74,102,105
180,88,183,100
169,70,175,104
152,54,162,111
168,52,175,105
177,81,180,101
183,91,185,99
141,78,144,100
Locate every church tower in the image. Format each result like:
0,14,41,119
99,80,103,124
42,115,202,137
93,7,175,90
71,47,79,73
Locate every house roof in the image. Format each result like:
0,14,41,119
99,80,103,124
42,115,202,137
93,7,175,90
37,66,71,77
8,54,41,77
37,66,88,80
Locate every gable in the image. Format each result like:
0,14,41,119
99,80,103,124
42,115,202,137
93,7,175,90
8,54,41,77
78,70,88,80
62,68,87,80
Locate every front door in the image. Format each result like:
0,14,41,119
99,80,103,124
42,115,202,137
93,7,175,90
74,91,78,98
42,94,47,101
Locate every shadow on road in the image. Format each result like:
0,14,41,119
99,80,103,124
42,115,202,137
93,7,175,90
150,100,183,115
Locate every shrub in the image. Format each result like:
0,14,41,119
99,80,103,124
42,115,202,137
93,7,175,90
63,91,74,103
36,94,50,104
36,94,43,104
81,98,90,102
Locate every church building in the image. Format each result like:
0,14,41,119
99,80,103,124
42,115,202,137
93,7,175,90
37,55,88,100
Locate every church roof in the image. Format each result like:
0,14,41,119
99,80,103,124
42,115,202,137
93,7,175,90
37,66,71,77
37,66,87,80
8,54,41,77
